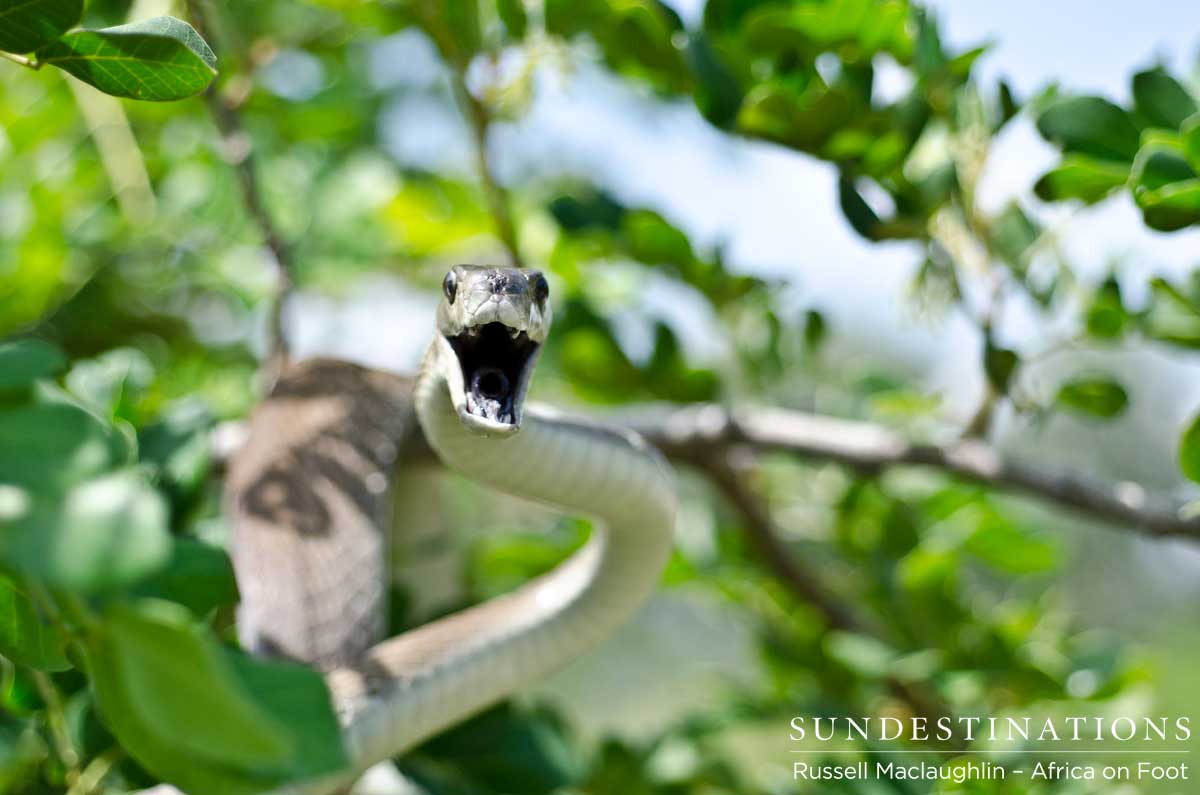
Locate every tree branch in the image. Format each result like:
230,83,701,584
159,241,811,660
697,452,860,632
216,400,1199,542
451,73,523,269
693,448,958,731
619,404,1200,541
187,0,294,381
409,0,521,269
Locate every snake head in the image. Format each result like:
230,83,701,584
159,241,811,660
435,265,552,437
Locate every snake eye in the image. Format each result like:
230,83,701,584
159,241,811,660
442,270,459,304
530,272,549,306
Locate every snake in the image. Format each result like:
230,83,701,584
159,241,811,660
226,265,677,791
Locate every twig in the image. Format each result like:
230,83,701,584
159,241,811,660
454,78,523,268
698,452,860,632
65,75,157,226
622,404,1200,541
32,671,82,787
695,449,958,732
962,382,997,438
411,0,523,268
66,746,123,795
0,50,39,68
187,0,293,381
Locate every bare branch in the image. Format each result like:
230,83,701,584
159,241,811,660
187,0,294,381
214,399,1200,541
697,452,860,632
624,404,1200,541
407,0,521,269
694,448,959,730
216,399,1199,542
453,78,523,270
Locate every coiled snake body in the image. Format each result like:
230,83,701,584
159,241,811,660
227,266,677,791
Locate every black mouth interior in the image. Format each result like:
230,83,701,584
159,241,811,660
448,322,538,425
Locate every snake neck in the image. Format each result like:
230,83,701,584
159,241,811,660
328,344,676,769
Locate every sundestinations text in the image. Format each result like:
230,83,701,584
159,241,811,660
788,716,1191,744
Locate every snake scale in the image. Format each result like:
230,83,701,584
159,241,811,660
226,265,678,792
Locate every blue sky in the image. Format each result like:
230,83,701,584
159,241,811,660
931,0,1198,100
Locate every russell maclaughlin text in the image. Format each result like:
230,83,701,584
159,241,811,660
794,761,1190,783
795,761,1006,783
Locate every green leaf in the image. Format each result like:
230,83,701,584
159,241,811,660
988,527,1060,576
703,0,771,33
742,0,912,60
621,210,693,268
0,576,70,671
496,0,527,39
983,343,1018,393
132,539,238,617
414,704,579,795
0,470,171,591
92,601,291,771
87,639,271,794
838,176,882,240
138,400,213,502
1143,276,1200,348
995,78,1019,130
599,0,690,92
1131,137,1195,190
440,0,481,57
1132,67,1198,129
36,16,217,102
1086,277,1128,340
0,0,83,53
65,347,154,419
1137,179,1200,231
825,631,896,678
549,189,625,232
737,80,854,154
0,402,124,493
88,602,348,794
1181,410,1200,483
864,130,908,175
224,652,349,782
1034,155,1129,204
1131,135,1200,230
897,545,956,589
1183,113,1200,172
0,339,65,392
1056,376,1129,419
803,308,827,354
545,0,609,40
989,202,1040,268
1037,96,1141,162
684,32,743,128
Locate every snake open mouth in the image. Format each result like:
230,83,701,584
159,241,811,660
447,322,539,426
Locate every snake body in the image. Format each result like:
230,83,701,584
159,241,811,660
228,266,677,790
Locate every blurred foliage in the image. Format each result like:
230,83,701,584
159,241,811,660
1,1,1197,794
1035,66,1200,232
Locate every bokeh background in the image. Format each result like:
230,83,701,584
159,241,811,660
1,1,1199,793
